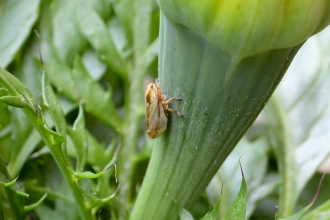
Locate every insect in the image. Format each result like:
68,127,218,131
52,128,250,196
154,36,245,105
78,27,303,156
145,79,183,138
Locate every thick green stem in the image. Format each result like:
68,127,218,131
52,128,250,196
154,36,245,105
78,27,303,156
131,13,303,219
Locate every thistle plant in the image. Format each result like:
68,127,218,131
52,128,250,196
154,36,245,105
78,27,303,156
1,1,330,220
131,1,330,219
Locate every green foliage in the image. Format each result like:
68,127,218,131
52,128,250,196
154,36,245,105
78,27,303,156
201,198,221,220
223,167,247,220
0,0,330,220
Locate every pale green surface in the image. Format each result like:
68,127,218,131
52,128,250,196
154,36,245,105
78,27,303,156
1,1,330,219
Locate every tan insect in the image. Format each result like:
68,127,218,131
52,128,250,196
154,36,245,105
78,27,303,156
145,79,183,138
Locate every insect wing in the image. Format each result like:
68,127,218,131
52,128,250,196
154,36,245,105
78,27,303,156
146,99,168,138
145,83,168,138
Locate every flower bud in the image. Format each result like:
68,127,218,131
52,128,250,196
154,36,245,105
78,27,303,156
157,0,330,58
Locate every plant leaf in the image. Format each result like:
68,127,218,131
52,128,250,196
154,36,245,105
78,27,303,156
263,25,330,216
71,164,116,180
207,137,270,219
44,57,121,129
67,104,87,172
77,2,127,77
50,0,86,64
200,198,221,220
0,0,40,67
24,193,48,212
276,204,312,220
3,176,18,187
223,163,247,220
302,199,330,220
42,72,70,165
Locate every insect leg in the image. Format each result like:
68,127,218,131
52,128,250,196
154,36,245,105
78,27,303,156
165,107,184,117
163,97,182,104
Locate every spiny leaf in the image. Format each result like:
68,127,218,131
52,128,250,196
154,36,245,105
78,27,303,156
24,193,48,212
275,172,327,220
223,161,247,220
0,96,29,108
67,103,87,172
201,198,221,220
3,176,19,187
71,164,116,180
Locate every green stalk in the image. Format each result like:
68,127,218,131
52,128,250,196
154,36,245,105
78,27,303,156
0,68,93,220
37,140,92,220
117,0,155,216
131,13,303,219
119,71,144,206
264,95,300,216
